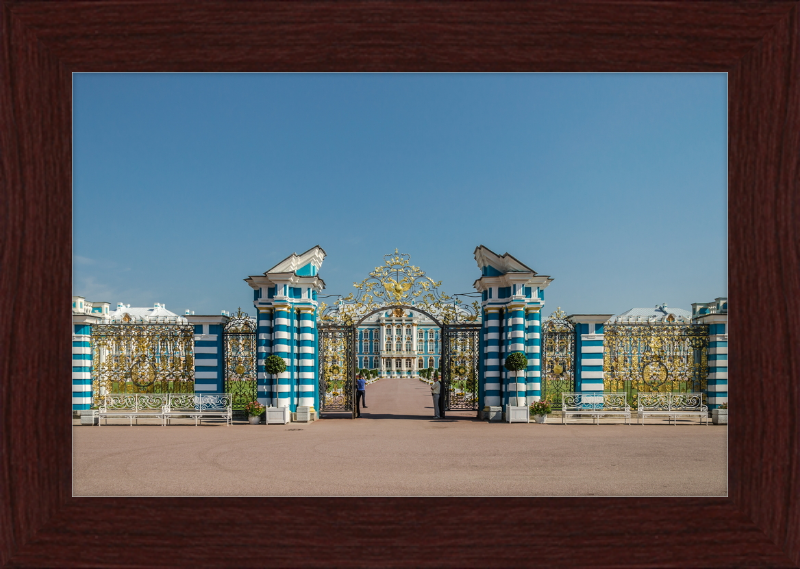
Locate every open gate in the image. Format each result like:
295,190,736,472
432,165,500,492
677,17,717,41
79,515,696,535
441,323,481,416
318,324,356,417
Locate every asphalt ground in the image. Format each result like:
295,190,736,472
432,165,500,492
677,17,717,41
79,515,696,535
73,378,727,497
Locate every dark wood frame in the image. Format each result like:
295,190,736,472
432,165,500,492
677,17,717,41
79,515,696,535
1,1,798,566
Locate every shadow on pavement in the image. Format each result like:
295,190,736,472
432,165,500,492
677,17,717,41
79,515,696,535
320,412,480,421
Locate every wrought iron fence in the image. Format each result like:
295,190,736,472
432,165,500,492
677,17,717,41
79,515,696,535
541,308,576,410
223,308,258,411
603,322,709,406
91,322,195,406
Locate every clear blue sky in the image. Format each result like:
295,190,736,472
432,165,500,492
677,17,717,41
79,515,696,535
73,73,727,318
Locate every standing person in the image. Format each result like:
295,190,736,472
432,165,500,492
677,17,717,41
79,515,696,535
355,375,367,417
431,376,441,419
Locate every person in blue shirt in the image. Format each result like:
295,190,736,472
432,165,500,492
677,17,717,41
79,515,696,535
355,375,367,417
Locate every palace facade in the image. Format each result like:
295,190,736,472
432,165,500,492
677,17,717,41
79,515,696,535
357,308,441,377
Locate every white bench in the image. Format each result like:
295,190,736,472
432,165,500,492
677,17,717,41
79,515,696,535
637,392,709,425
561,392,631,425
96,393,170,426
163,393,232,426
95,393,232,426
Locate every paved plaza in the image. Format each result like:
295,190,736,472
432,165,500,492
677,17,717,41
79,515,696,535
73,378,727,497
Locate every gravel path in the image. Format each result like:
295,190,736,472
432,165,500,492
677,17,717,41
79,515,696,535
73,378,727,497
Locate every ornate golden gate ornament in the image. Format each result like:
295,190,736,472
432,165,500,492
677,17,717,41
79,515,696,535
91,319,194,405
603,322,709,405
541,307,576,409
223,308,258,410
319,249,480,325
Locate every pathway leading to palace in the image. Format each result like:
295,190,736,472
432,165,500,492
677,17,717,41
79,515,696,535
73,378,727,497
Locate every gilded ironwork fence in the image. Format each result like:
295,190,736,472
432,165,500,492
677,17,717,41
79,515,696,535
441,324,481,414
603,323,709,406
318,324,356,416
91,322,194,406
541,308,576,410
223,309,258,411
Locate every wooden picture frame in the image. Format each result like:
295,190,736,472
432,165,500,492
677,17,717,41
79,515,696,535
1,1,798,566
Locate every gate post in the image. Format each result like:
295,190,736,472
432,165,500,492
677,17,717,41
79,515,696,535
524,307,541,403
245,246,326,414
566,315,614,393
256,307,273,407
473,246,553,420
184,315,228,394
72,296,107,412
692,298,727,409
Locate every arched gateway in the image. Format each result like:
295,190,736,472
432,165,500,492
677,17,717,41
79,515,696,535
244,246,552,420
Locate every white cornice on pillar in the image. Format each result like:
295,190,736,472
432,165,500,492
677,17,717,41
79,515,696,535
184,314,230,326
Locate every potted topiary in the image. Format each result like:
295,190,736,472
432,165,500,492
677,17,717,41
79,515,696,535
530,400,552,423
712,402,728,425
244,400,265,424
504,352,529,422
264,354,287,407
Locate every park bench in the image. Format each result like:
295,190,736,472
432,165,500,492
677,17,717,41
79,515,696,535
96,393,170,426
637,392,709,425
163,393,233,426
95,393,233,426
561,392,632,425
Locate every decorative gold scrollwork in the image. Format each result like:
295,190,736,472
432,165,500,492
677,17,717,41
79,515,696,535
603,323,709,402
91,321,195,405
320,249,480,325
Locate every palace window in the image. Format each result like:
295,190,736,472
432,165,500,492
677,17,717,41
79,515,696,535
385,342,391,351
418,331,424,340
418,357,423,368
395,359,401,369
405,342,412,352
395,341,402,351
405,359,412,369
428,357,434,368
429,341,434,352
373,341,379,353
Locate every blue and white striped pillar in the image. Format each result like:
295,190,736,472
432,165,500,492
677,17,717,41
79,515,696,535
525,307,542,402
297,307,317,409
256,307,274,407
185,315,227,394
706,320,728,409
273,304,292,409
72,321,94,411
691,299,728,410
482,307,502,407
566,317,611,392
506,302,526,405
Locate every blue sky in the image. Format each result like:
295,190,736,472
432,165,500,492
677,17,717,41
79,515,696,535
73,73,727,318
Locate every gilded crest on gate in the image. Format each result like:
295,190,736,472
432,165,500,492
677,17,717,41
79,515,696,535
319,249,480,325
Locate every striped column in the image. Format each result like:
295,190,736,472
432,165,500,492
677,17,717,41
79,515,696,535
273,305,292,409
578,323,605,392
72,322,93,411
706,321,728,409
297,308,316,408
507,303,526,406
483,308,501,406
525,308,542,402
185,316,226,393
256,308,273,407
